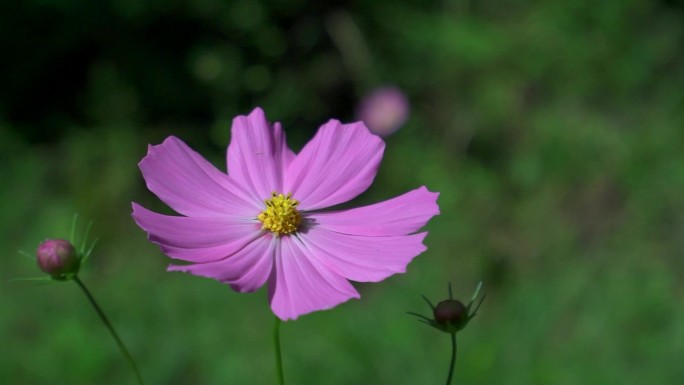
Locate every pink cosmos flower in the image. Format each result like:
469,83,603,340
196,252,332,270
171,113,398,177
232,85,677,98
132,108,439,320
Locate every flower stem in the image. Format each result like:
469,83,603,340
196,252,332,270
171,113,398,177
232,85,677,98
74,276,145,385
446,333,457,385
274,316,285,385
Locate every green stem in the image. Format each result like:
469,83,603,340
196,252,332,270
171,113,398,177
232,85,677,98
274,316,285,385
446,333,457,385
74,276,145,385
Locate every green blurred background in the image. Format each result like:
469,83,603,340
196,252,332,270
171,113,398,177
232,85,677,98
2,0,684,384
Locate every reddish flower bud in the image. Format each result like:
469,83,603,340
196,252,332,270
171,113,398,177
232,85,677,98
36,239,80,280
434,299,467,328
409,282,485,334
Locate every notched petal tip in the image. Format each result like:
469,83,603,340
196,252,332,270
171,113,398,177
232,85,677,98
419,185,441,215
247,106,266,117
351,120,383,139
130,202,149,230
140,135,182,160
139,144,154,168
233,107,270,127
328,118,383,140
345,120,386,149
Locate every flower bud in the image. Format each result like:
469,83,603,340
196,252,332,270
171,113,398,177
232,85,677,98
408,282,484,334
36,239,80,280
434,299,467,328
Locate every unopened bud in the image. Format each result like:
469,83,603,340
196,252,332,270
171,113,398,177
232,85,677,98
36,239,80,280
409,282,485,334
434,299,467,328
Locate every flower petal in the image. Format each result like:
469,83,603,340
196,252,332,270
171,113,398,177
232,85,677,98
132,203,262,263
298,227,428,282
284,120,385,210
227,107,295,201
139,136,259,217
268,236,360,320
168,235,275,293
308,186,439,236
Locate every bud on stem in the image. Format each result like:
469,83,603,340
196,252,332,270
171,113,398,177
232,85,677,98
36,239,80,280
434,299,468,329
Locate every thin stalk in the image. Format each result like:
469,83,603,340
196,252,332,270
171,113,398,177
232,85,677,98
274,316,285,385
446,333,457,385
74,276,145,385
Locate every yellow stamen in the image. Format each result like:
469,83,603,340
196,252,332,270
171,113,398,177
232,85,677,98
257,192,302,236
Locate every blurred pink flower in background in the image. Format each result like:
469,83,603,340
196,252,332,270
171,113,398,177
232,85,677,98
355,86,410,137
132,108,438,320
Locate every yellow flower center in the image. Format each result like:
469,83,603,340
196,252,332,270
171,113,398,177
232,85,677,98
257,192,302,236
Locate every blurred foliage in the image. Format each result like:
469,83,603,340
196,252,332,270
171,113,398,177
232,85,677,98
2,0,684,384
